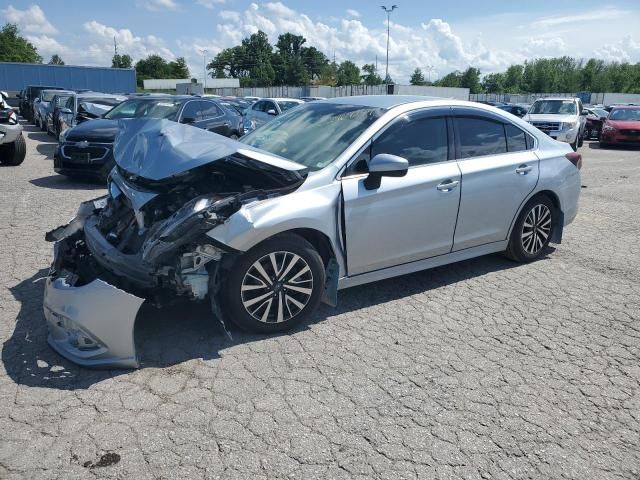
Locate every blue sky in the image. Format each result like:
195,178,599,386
2,1,639,82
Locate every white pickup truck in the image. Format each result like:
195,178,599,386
0,91,26,166
523,97,587,151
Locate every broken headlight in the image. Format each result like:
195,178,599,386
141,194,233,262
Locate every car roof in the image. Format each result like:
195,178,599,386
262,97,304,103
609,105,640,110
319,95,450,109
533,97,577,101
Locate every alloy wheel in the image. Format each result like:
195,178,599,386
240,251,314,323
521,204,552,255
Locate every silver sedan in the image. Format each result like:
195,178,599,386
45,96,581,367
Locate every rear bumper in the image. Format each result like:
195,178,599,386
44,272,144,369
600,131,640,145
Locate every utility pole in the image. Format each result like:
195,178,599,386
381,5,398,84
199,49,208,91
114,37,118,56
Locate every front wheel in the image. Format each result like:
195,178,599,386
219,234,326,333
505,196,555,262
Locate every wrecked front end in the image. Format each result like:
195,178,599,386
44,119,308,368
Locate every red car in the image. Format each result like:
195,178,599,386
600,106,640,147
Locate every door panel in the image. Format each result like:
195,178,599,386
454,151,539,250
342,161,462,276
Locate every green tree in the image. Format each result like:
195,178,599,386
112,53,133,69
503,64,523,92
336,60,360,86
0,23,42,63
274,33,310,85
135,54,170,87
360,64,383,85
301,46,329,81
460,67,482,93
409,68,425,85
319,62,338,86
48,54,64,65
434,70,462,88
241,30,275,86
481,72,504,93
168,57,189,78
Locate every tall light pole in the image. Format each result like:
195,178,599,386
381,5,398,84
425,65,435,83
199,49,208,91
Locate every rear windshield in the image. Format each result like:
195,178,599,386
41,91,59,101
609,109,640,121
529,100,577,115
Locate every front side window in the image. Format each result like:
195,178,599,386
372,116,448,167
180,101,203,122
277,101,301,113
200,101,223,119
457,117,507,158
252,101,265,112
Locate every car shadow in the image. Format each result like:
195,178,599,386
30,175,105,190
21,123,56,144
2,252,527,390
589,141,640,150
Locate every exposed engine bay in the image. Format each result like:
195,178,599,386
43,119,308,367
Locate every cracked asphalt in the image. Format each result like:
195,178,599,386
1,122,639,480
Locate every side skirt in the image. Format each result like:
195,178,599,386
337,241,508,290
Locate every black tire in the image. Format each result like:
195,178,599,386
586,128,592,139
505,195,555,263
39,117,46,131
577,130,584,148
219,234,326,333
570,137,578,151
0,134,26,166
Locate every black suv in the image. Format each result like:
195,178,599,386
54,95,244,180
18,85,65,122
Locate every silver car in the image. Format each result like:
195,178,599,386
44,96,581,368
243,97,304,133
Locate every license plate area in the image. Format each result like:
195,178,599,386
71,153,91,163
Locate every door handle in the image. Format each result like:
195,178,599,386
436,180,459,192
516,165,533,175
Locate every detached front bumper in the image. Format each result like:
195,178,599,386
44,274,144,368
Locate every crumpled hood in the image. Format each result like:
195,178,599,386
65,119,119,142
524,113,578,123
607,119,640,130
113,118,308,182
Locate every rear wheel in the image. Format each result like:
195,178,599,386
0,134,26,166
219,234,325,333
505,195,555,262
577,129,584,148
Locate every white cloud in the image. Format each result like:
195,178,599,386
1,4,57,34
346,9,360,18
25,35,68,58
196,0,226,8
531,8,627,28
138,0,179,11
595,35,640,63
81,20,177,66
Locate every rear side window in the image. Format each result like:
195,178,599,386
181,101,203,121
252,101,265,112
457,117,506,158
505,124,527,152
372,116,448,167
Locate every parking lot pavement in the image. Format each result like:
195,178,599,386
0,123,639,480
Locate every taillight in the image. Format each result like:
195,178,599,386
565,152,582,170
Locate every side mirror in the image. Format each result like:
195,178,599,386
181,117,196,124
580,111,587,116
266,109,277,116
363,153,409,190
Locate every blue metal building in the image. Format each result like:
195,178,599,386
0,62,136,93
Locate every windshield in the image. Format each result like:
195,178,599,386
54,95,72,107
104,99,180,120
529,100,577,115
240,103,384,171
277,101,301,113
609,109,640,121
